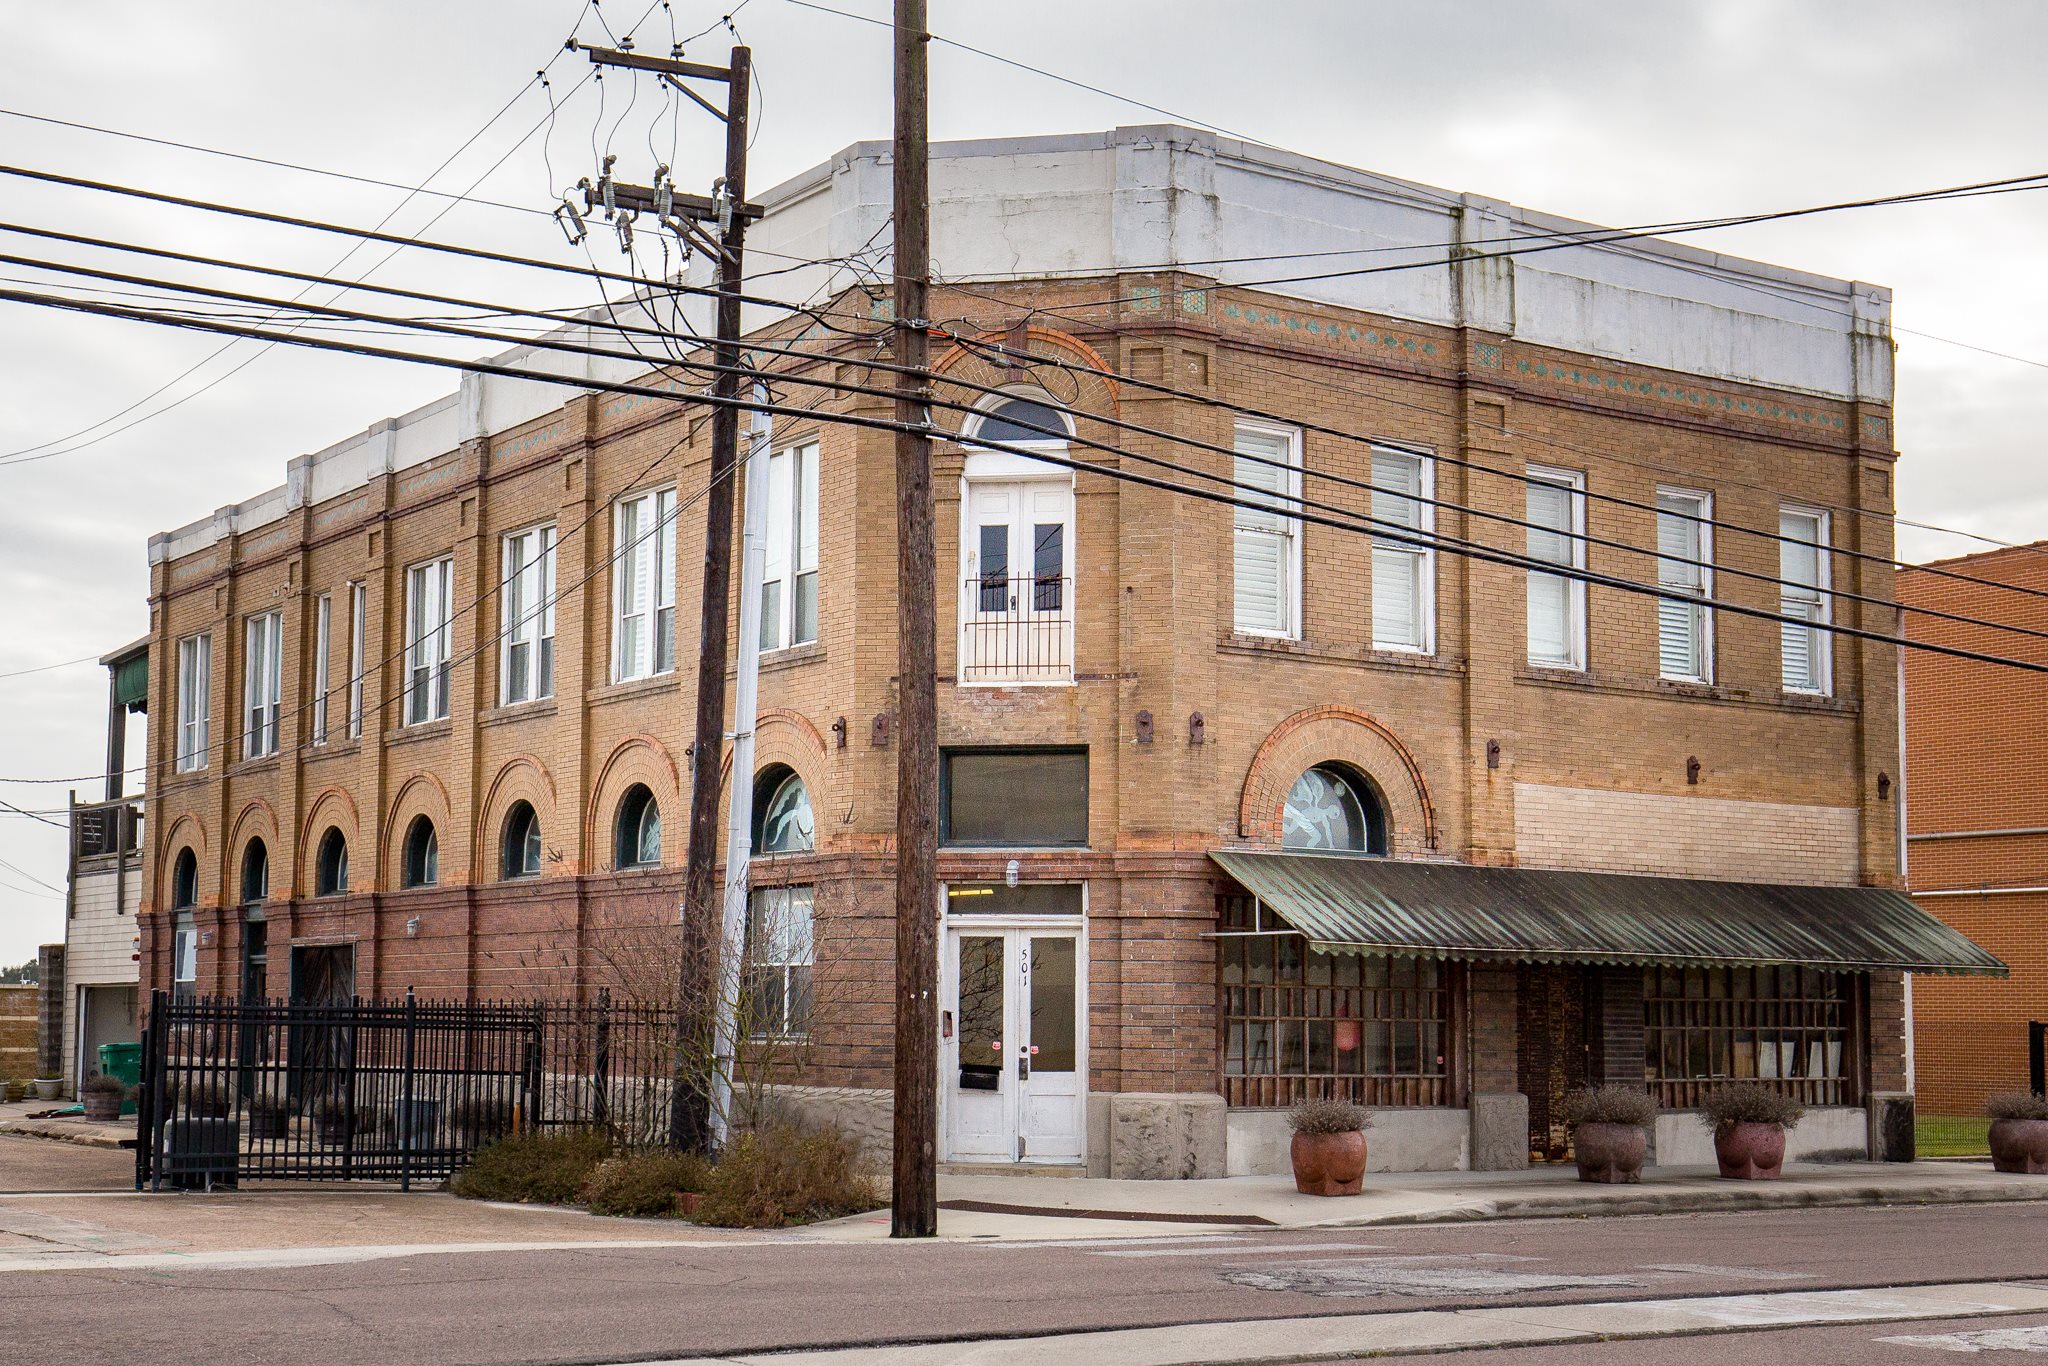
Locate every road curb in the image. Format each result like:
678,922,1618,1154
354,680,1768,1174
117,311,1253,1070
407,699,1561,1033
1309,1180,2048,1228
0,1121,129,1151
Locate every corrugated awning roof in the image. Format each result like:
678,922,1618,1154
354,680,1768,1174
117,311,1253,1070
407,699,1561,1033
1211,851,2007,976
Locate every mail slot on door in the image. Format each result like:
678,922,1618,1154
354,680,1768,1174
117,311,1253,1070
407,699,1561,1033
958,1062,1001,1091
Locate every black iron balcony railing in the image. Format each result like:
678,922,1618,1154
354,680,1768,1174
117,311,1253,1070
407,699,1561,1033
961,575,1073,684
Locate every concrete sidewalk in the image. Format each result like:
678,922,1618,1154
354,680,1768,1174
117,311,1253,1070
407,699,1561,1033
877,1159,2048,1237
0,1099,131,1149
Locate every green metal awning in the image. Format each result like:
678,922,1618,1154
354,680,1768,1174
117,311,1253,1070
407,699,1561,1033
1211,850,2007,976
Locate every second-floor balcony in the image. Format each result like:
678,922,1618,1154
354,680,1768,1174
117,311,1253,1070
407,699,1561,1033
960,575,1073,685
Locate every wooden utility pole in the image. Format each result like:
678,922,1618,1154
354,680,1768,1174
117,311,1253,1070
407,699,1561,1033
675,42,752,1153
890,0,939,1239
574,37,756,1153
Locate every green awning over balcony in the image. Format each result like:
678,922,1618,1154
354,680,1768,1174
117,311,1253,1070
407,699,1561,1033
1210,851,2007,976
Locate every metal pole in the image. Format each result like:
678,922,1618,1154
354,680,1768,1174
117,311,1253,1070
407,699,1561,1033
890,0,939,1239
710,392,773,1145
400,987,416,1192
674,42,753,1156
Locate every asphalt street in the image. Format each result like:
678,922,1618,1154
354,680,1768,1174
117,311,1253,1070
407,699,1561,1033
4,1139,2047,1363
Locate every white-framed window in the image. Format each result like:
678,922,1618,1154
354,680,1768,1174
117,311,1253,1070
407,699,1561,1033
172,913,198,1000
1231,421,1301,638
242,610,283,759
1655,488,1714,683
760,442,820,652
345,582,366,740
175,633,210,773
501,524,557,705
1370,447,1434,653
1779,507,1831,694
1525,466,1587,670
745,883,815,1037
404,557,454,725
613,487,676,681
310,594,331,745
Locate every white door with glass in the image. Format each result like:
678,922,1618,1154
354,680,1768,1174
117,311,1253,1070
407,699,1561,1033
961,479,1073,684
943,923,1085,1163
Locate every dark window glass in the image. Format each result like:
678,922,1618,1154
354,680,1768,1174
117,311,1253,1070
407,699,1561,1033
1033,523,1064,610
241,839,269,904
942,749,1087,847
978,523,1008,611
503,802,542,880
403,816,438,888
171,849,198,910
615,785,660,869
315,828,349,897
972,396,1069,447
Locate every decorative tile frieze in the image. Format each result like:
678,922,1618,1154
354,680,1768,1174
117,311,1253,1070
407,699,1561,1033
1513,356,1847,433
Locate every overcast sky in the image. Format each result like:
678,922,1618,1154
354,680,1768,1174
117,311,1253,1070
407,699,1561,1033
2,0,2044,963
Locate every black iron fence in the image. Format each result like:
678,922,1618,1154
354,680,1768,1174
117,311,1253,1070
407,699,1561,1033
136,990,682,1189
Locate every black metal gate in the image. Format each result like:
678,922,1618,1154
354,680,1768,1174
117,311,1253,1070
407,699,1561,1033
135,989,678,1189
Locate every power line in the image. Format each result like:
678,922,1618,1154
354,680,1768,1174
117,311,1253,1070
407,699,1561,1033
927,296,2048,610
19,243,2048,653
5,281,2047,679
0,652,99,680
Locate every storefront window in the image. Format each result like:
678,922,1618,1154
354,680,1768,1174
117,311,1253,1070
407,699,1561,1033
1643,965,1854,1108
1217,894,1451,1106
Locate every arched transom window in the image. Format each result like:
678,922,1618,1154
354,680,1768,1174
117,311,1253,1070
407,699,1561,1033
615,784,661,870
753,768,814,855
502,801,542,880
1282,765,1388,855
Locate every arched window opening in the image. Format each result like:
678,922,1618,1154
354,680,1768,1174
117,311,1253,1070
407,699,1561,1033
315,828,349,897
968,393,1071,448
171,848,199,910
402,816,439,889
502,801,542,880
1281,765,1388,855
752,767,815,855
240,839,269,904
615,784,661,870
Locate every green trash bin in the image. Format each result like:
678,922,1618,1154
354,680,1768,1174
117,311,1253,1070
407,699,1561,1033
97,1042,142,1117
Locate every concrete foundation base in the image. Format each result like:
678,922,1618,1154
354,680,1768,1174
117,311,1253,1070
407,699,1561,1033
1470,1092,1530,1171
1653,1106,1870,1166
1870,1092,1916,1162
1226,1107,1470,1176
1106,1093,1227,1180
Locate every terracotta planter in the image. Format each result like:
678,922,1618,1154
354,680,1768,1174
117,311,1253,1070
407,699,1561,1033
1989,1118,2048,1174
1573,1122,1646,1184
1714,1121,1786,1180
82,1091,122,1122
1290,1129,1367,1196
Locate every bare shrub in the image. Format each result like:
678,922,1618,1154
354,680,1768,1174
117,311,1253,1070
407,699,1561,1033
693,1123,882,1228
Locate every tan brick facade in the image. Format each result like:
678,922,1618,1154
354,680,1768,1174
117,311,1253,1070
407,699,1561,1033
139,268,1907,1136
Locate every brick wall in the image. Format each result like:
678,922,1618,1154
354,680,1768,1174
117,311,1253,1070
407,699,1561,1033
1899,542,2048,1115
137,273,1900,1102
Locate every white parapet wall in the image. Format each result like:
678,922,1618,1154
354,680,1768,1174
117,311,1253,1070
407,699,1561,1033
1227,1107,1472,1176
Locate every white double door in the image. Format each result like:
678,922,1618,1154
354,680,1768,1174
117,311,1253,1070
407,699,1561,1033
960,477,1073,683
943,921,1085,1164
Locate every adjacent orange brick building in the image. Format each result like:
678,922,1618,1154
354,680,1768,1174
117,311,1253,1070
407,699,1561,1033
1904,540,2048,1115
136,126,1999,1177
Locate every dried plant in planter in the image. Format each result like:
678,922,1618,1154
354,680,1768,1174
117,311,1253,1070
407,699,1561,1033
177,1079,235,1118
1986,1091,2048,1122
1563,1085,1657,1129
1696,1083,1806,1131
81,1072,126,1097
1288,1098,1373,1135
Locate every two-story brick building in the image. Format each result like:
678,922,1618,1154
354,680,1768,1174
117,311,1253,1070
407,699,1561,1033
136,126,1998,1177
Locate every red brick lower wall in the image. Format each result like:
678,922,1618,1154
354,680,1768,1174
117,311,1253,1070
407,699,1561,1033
1911,892,2047,1115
